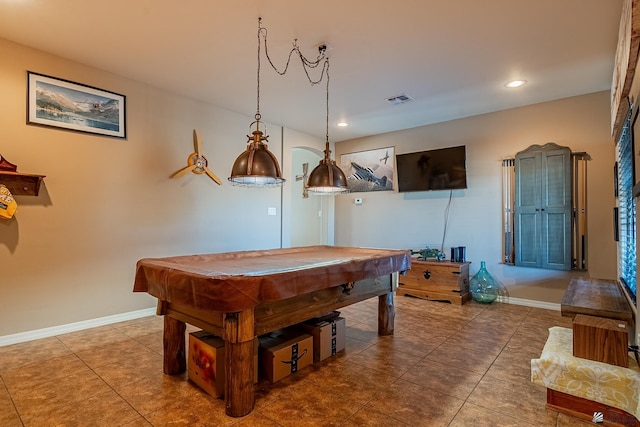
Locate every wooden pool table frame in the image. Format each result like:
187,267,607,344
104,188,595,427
134,246,410,417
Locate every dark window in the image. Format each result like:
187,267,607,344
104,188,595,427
617,110,637,301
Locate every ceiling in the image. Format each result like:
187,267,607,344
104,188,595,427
0,0,624,142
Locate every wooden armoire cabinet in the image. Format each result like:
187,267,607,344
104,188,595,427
514,143,572,270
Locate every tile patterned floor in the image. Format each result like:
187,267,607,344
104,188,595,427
0,297,605,426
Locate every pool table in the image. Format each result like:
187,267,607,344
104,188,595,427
133,245,411,417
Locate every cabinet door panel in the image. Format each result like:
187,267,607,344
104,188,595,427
543,148,572,270
517,212,539,266
516,153,540,209
515,151,541,267
544,149,572,209
545,211,570,269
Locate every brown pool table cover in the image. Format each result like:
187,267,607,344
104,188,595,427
133,245,411,312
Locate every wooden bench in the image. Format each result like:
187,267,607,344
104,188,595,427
534,278,638,425
561,277,633,322
561,277,633,366
531,327,640,427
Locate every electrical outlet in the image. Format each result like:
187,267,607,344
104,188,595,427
267,207,276,216
355,198,362,205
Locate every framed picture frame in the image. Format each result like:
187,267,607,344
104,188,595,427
27,71,126,139
339,147,394,193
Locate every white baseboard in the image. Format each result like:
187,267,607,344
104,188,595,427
498,295,561,311
0,307,156,347
0,297,561,347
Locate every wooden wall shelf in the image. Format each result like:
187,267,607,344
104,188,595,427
0,171,46,196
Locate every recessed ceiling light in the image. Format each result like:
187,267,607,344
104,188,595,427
337,121,349,127
505,80,527,88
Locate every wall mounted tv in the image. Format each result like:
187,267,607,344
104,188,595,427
396,145,467,192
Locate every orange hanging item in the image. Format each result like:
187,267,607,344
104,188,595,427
0,184,17,219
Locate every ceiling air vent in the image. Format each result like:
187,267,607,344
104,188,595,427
385,94,414,105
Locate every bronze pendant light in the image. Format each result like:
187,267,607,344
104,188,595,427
229,18,348,193
306,58,349,194
228,19,285,187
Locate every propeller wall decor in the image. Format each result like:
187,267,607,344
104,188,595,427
171,129,221,185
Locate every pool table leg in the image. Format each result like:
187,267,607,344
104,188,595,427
224,309,255,417
163,315,186,374
378,291,395,335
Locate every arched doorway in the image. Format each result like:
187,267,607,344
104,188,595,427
290,148,330,246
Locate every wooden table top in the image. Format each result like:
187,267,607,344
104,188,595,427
133,245,411,312
560,277,633,321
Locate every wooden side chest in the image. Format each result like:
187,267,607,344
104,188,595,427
396,260,470,305
572,314,628,367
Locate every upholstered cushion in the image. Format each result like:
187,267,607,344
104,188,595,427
531,326,640,421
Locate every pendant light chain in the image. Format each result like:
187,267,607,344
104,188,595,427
231,18,348,192
228,17,285,187
257,19,332,157
256,19,261,122
325,59,330,149
309,50,349,193
258,20,329,87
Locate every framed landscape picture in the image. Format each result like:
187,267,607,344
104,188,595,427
27,71,126,139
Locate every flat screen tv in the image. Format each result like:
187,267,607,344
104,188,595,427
396,145,467,192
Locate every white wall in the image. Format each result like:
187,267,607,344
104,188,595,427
289,148,323,247
334,91,616,304
0,38,327,338
0,36,619,339
281,128,334,248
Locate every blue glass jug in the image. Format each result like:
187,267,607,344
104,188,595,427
469,261,498,303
